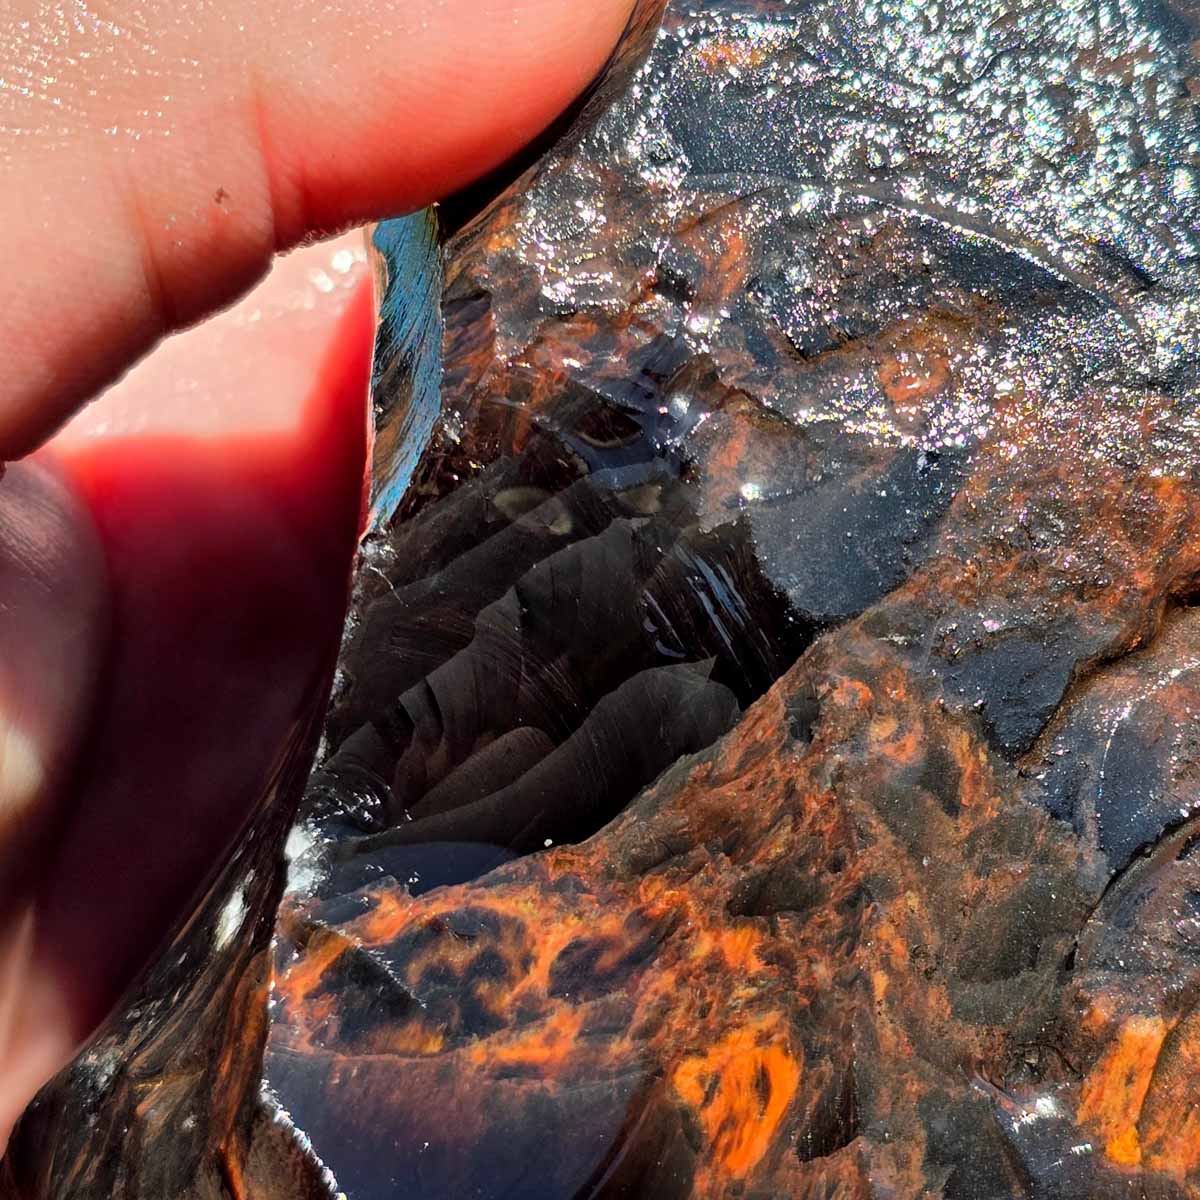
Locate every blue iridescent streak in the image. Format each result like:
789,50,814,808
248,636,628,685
368,211,444,531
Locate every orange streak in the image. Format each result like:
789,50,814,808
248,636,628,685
673,1017,800,1179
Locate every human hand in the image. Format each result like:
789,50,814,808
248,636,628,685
0,0,633,1148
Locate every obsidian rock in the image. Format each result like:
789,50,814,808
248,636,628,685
10,0,1200,1196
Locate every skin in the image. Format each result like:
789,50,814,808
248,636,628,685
0,0,634,1150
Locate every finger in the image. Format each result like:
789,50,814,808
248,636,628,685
0,237,372,1141
0,460,106,1145
0,463,106,848
0,461,107,887
0,0,635,457
54,232,373,443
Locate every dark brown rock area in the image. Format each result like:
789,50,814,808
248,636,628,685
11,0,1200,1196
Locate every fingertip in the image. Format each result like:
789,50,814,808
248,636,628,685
0,460,107,859
28,241,370,1052
0,461,107,1141
0,0,639,463
257,0,641,233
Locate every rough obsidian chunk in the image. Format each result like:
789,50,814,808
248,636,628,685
11,0,1200,1197
262,0,1200,1191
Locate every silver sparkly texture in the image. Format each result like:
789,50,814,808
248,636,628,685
453,0,1200,475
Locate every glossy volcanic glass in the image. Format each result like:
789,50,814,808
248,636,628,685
11,0,1200,1196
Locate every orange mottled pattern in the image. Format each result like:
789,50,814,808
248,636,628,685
672,1018,802,1181
263,353,1200,1196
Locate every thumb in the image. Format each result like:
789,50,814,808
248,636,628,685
0,0,636,457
